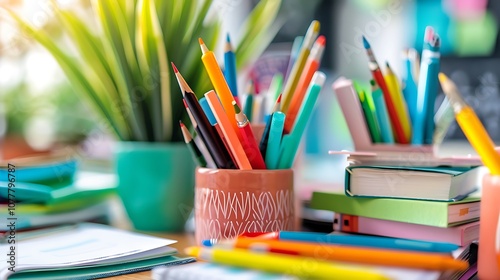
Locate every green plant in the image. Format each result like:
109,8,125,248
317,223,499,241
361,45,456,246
5,0,282,142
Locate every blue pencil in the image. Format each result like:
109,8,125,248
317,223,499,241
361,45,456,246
224,33,239,105
278,231,458,253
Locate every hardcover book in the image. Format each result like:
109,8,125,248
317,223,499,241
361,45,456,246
344,165,482,201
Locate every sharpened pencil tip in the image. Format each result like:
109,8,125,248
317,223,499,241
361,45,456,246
184,246,201,257
370,79,376,86
171,62,178,73
179,120,185,127
277,93,282,103
182,99,188,108
226,33,231,43
385,61,391,68
198,37,205,45
362,35,370,49
232,100,241,114
438,72,448,84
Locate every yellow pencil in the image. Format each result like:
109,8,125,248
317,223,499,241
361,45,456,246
281,20,320,113
199,38,241,139
439,72,500,174
186,246,389,280
384,62,412,140
205,90,252,170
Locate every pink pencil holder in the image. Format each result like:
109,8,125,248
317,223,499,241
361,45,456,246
194,167,295,245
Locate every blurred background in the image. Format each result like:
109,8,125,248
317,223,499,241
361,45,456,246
1,0,498,189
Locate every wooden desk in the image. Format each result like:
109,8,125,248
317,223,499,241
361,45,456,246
105,231,197,280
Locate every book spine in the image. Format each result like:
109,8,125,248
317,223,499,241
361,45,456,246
333,213,479,246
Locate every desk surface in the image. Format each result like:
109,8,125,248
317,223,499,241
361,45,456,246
105,231,197,280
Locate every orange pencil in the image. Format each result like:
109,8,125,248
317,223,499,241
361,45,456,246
283,35,325,134
233,101,267,169
199,38,241,140
205,90,252,170
220,238,468,271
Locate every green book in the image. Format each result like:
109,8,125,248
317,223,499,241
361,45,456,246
310,191,480,227
345,165,482,201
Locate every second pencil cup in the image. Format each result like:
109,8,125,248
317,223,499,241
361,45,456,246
194,168,295,244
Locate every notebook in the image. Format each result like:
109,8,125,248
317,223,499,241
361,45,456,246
0,223,194,280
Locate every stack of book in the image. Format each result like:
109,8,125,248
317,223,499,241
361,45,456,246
310,155,482,279
310,162,482,246
0,153,116,232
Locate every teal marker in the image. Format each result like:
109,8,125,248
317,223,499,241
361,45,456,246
402,48,419,126
265,111,285,169
243,82,254,122
278,72,325,169
370,80,394,144
412,26,441,145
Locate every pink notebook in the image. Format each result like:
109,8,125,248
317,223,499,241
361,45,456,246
333,213,479,246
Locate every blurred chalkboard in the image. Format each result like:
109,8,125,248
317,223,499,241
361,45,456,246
438,1,500,141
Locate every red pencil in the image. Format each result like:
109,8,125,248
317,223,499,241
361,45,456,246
232,101,267,169
362,36,408,144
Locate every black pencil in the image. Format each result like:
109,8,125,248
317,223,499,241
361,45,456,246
172,62,235,169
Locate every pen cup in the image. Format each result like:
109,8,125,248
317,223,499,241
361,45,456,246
478,173,500,280
194,167,295,245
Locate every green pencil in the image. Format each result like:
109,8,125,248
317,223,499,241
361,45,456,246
278,72,325,169
358,89,382,143
180,121,207,167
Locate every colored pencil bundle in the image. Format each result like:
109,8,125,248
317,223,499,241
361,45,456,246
176,20,326,170
336,27,445,148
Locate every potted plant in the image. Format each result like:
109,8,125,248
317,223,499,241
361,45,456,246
5,0,282,231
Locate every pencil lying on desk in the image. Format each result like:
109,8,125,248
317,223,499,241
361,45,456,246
217,238,468,271
186,246,389,280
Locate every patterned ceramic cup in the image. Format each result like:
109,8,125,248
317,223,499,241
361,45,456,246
194,167,295,245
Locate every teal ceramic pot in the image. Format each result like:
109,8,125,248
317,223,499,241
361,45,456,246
115,142,196,232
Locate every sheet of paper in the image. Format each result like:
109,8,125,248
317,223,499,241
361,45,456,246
0,223,176,279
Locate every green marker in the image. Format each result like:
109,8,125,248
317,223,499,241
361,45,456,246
358,89,382,143
265,111,286,169
278,72,325,169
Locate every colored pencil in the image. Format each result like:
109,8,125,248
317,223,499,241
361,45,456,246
172,62,235,169
259,94,282,159
384,61,412,141
205,90,252,170
284,35,325,134
220,237,468,271
186,246,389,280
439,73,500,174
180,121,207,167
233,101,267,169
199,38,241,139
224,33,240,106
281,20,320,113
362,36,408,144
